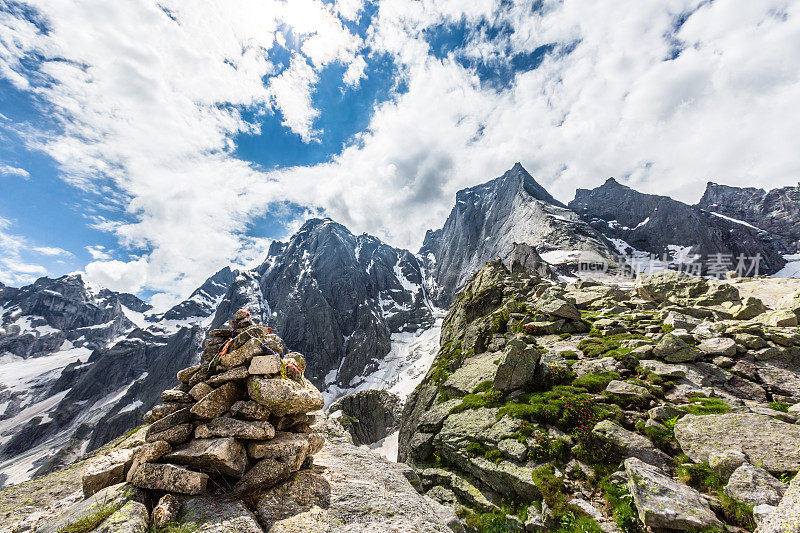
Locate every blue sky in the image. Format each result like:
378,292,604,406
1,0,799,307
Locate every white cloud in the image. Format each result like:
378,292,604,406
84,257,148,294
2,0,800,303
0,164,30,178
0,218,47,285
85,245,111,260
268,55,321,142
32,246,70,256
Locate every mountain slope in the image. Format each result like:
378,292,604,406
698,181,800,254
569,178,787,275
214,218,435,388
421,163,616,306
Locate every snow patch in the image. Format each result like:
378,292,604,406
370,431,399,462
775,254,800,278
709,212,763,231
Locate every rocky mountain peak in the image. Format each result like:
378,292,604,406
422,163,616,306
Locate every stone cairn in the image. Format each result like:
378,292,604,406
81,309,324,524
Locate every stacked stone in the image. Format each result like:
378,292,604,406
81,309,325,501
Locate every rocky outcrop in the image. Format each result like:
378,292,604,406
420,163,617,306
674,413,800,472
698,181,800,255
756,473,800,533
570,177,787,274
329,389,403,445
399,259,800,532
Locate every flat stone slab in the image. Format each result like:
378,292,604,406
246,376,323,416
162,437,248,477
82,448,134,497
592,420,672,471
675,413,800,472
195,417,275,440
130,462,209,495
249,354,282,375
178,496,263,533
38,483,147,533
443,352,499,395
625,457,723,532
190,381,241,419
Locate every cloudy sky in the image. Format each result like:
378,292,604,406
1,0,799,307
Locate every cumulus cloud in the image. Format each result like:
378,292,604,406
84,257,148,294
2,0,800,303
0,164,29,178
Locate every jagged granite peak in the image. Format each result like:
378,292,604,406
420,163,616,306
569,178,787,274
255,218,433,387
0,273,149,359
698,181,800,254
155,266,236,322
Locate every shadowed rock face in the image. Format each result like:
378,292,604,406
0,274,148,359
209,218,434,388
420,163,616,307
329,389,403,445
698,181,800,254
569,178,787,274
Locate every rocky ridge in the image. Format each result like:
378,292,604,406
570,178,787,275
698,182,800,255
399,260,800,532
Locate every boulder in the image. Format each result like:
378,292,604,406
647,404,685,422
190,381,241,419
443,352,500,395
92,500,149,533
247,376,324,416
145,423,193,445
571,356,626,378
177,364,203,383
592,420,672,471
639,359,686,379
129,462,209,495
126,441,172,482
625,457,724,531
539,299,581,320
493,339,541,392
179,496,263,533
756,473,800,533
664,311,701,331
753,504,777,527
220,338,264,369
708,448,747,481
206,365,249,387
698,337,737,357
229,400,271,421
195,417,275,440
82,449,134,497
605,380,652,400
146,407,191,437
653,333,698,363
724,463,787,507
189,382,213,401
247,432,324,468
437,407,499,450
249,354,282,375
758,310,799,328
675,413,800,472
161,389,194,403
162,437,248,477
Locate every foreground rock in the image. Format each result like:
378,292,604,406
675,413,800,472
255,421,459,531
756,473,800,533
625,458,723,532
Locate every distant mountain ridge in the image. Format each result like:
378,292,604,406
698,181,800,255
569,177,788,274
0,163,798,487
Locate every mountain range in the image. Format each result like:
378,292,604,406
0,163,797,486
